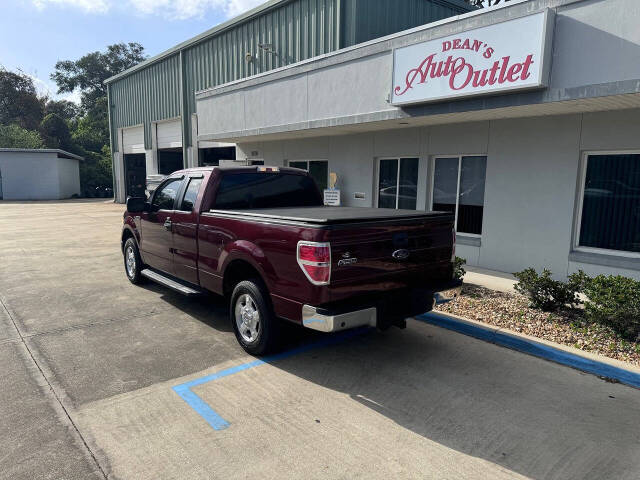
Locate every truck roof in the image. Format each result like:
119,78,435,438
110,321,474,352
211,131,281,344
173,165,306,174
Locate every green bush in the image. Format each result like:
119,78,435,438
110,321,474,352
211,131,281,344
453,257,466,281
513,268,580,311
576,274,640,341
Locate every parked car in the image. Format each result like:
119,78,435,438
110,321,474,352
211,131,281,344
121,166,461,354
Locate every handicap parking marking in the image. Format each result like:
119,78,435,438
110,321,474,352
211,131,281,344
172,327,372,430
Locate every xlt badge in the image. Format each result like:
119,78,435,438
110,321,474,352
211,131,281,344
338,252,357,266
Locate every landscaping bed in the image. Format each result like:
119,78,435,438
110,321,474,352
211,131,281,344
435,284,640,366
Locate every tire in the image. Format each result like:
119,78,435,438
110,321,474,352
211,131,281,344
123,237,144,285
230,278,281,355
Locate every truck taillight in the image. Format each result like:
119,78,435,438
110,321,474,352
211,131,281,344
452,228,456,262
297,241,331,285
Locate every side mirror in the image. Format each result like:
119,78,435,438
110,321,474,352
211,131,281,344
126,196,147,213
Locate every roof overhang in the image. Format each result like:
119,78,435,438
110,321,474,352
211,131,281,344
0,149,84,161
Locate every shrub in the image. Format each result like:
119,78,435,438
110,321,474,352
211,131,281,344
513,268,580,311
453,257,466,281
577,274,640,341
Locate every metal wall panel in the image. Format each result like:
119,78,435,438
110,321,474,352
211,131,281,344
341,0,471,47
109,0,470,151
110,54,181,151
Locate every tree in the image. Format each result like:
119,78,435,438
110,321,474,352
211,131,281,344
40,113,72,150
44,100,80,123
51,42,146,113
51,43,146,194
0,124,45,149
0,68,44,131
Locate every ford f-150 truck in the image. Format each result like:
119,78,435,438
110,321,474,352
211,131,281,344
121,166,461,354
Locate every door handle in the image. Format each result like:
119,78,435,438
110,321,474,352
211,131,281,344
163,218,172,231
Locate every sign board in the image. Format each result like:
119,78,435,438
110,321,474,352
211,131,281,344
324,189,341,206
391,10,555,106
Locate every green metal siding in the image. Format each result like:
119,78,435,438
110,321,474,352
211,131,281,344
341,0,471,47
109,0,471,152
183,0,339,146
110,54,181,151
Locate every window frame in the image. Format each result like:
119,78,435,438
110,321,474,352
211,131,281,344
430,154,486,239
573,150,640,259
286,160,329,190
375,156,420,210
150,175,185,211
176,174,204,212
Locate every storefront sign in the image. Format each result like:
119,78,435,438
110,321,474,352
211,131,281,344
324,189,341,206
391,10,555,106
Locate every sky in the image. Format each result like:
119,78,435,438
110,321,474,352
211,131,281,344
0,0,265,103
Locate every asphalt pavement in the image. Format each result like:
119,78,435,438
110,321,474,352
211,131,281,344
0,200,638,480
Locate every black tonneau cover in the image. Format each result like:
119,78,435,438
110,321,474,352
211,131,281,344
208,206,453,225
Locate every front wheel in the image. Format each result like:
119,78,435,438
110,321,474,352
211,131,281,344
123,237,144,285
230,279,280,355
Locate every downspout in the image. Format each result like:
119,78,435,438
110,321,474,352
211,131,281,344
179,50,189,169
106,83,117,202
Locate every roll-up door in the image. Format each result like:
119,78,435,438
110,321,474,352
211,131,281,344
122,126,145,154
157,120,182,149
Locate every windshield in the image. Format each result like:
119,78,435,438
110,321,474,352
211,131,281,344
214,172,323,209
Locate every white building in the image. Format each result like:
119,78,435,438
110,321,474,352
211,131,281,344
0,149,82,200
108,0,640,280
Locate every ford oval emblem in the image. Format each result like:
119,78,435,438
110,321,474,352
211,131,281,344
392,249,410,260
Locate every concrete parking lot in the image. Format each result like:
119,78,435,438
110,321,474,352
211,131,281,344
0,200,639,480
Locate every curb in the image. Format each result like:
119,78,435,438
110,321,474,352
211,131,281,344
417,312,640,390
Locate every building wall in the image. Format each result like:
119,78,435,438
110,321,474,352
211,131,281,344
0,152,75,200
236,109,640,280
196,0,640,144
56,157,81,199
107,0,471,156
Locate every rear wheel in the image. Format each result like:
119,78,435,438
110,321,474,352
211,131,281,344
123,237,144,285
230,279,280,355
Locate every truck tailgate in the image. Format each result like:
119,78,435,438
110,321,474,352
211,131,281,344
327,214,454,289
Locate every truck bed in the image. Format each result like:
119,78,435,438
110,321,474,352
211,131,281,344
208,206,453,225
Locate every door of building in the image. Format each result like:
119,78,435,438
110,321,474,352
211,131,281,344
124,154,147,198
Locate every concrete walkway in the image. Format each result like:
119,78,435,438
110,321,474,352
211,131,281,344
462,266,518,293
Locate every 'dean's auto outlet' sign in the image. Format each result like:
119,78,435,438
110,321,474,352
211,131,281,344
391,10,555,106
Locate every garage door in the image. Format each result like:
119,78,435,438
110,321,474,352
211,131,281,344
122,126,145,154
157,119,182,149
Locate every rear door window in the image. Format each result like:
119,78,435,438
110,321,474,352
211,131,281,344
179,177,203,212
214,173,322,209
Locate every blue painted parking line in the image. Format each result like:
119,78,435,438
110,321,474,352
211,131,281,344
172,327,372,430
418,312,640,389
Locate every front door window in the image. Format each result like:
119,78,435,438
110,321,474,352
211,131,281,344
433,155,487,235
378,158,419,210
288,160,329,191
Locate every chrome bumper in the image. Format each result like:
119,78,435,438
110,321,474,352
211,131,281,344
302,305,377,333
302,281,462,333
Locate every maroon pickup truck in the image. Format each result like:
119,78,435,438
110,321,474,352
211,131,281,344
121,166,461,354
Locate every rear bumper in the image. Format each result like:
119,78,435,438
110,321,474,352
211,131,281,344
302,305,377,333
302,280,462,333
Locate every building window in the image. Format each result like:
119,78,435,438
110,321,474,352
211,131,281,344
377,158,419,210
288,160,329,191
578,153,640,254
432,155,487,235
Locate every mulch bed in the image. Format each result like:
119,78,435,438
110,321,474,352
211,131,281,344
434,284,640,367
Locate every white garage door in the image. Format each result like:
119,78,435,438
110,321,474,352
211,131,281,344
122,126,145,154
157,119,182,149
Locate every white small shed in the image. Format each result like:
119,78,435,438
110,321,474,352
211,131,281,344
0,149,82,200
